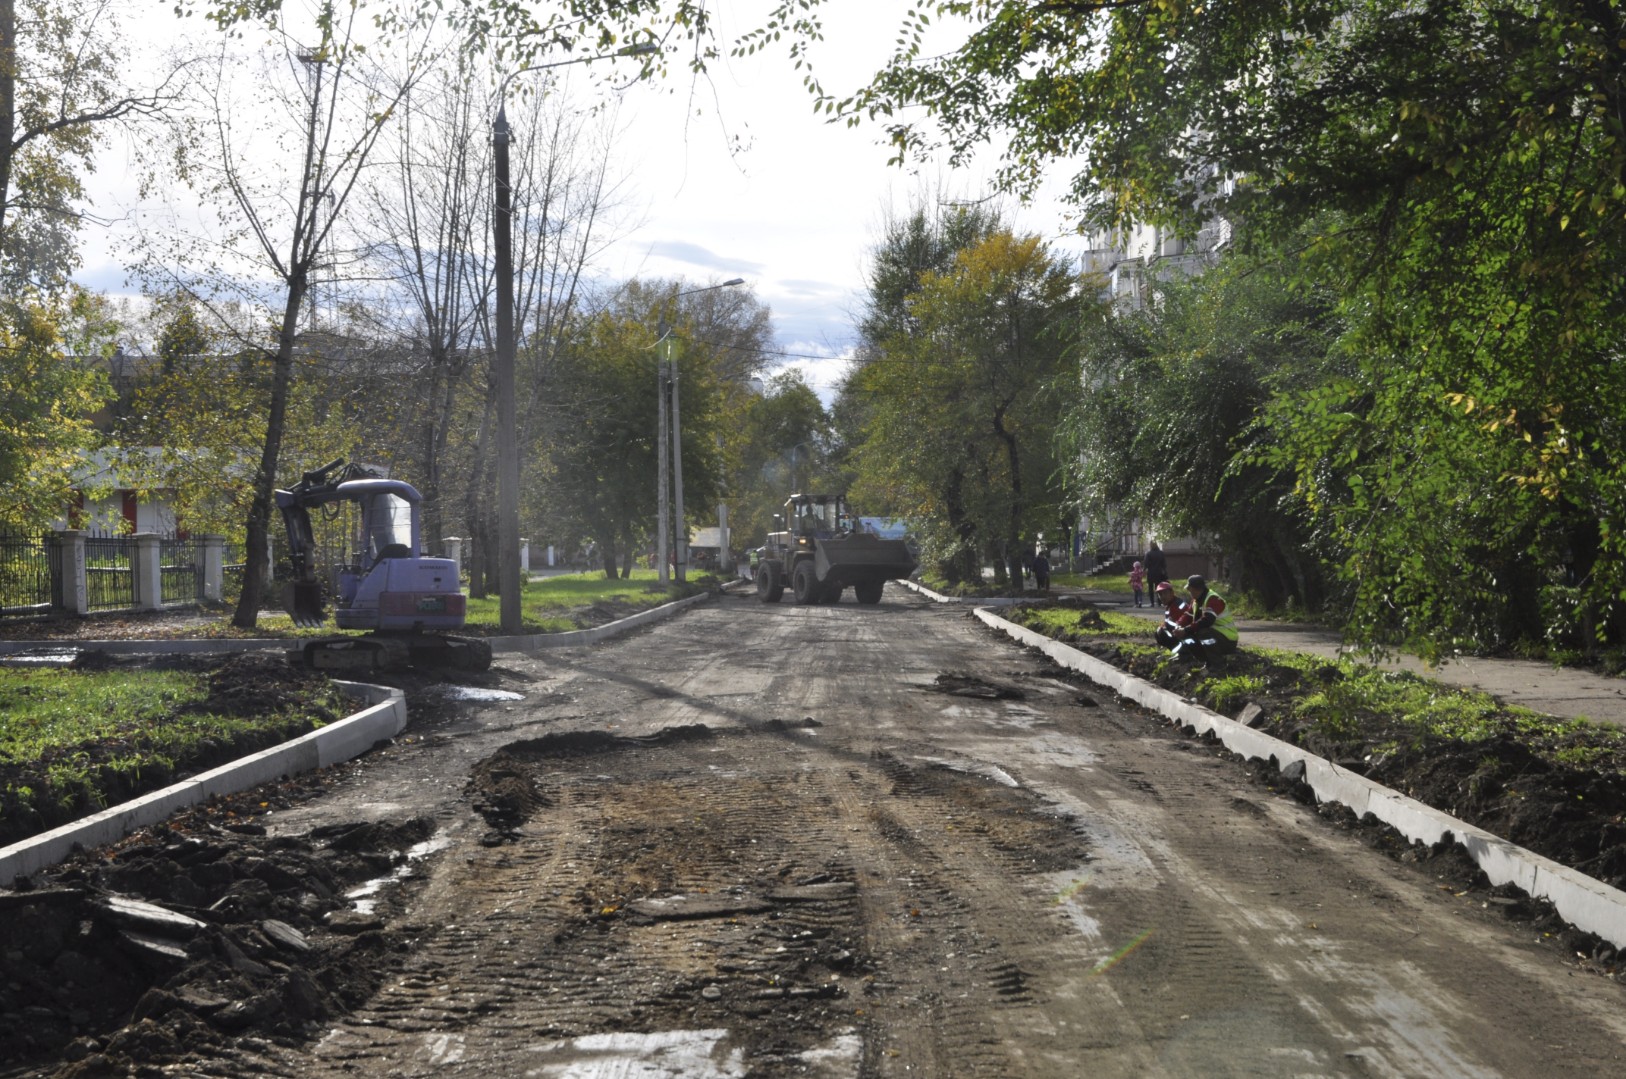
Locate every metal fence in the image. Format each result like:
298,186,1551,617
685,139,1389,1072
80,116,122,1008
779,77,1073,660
84,536,136,612
0,534,50,617
160,537,201,606
224,544,246,602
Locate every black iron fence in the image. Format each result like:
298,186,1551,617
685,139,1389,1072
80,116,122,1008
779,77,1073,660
224,543,246,603
0,535,50,616
160,537,201,605
0,533,231,618
85,536,135,612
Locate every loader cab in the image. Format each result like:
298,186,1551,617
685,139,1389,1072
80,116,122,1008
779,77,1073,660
783,494,849,540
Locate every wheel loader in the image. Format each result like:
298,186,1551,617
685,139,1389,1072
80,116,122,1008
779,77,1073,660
751,494,916,605
277,459,492,671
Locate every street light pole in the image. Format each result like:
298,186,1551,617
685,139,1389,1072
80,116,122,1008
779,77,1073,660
491,42,656,631
657,278,744,585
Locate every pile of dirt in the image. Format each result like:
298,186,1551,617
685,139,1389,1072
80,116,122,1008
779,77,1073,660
1003,605,1626,894
0,773,432,1078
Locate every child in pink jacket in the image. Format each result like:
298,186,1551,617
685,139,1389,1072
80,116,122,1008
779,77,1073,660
1129,561,1146,607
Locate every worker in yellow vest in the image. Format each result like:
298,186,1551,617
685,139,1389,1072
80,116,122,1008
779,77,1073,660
1173,574,1239,666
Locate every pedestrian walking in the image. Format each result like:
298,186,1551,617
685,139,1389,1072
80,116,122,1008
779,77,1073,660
1144,542,1167,590
1033,550,1051,591
1129,561,1146,607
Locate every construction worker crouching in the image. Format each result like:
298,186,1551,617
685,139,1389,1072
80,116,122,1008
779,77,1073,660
1170,574,1238,666
1153,580,1191,649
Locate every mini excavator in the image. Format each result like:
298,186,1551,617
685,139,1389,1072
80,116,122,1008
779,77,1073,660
277,458,492,671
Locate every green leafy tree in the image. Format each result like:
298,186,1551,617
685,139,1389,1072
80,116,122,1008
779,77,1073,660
541,278,767,577
1064,254,1338,609
0,0,183,290
723,370,829,552
851,229,1085,585
807,0,1626,650
0,290,112,530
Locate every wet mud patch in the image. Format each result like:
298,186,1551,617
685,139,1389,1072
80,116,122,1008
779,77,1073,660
280,723,1100,1077
927,671,1027,700
872,750,1089,874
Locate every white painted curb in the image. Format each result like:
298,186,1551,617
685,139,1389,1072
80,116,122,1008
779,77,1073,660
974,606,1626,950
0,680,406,884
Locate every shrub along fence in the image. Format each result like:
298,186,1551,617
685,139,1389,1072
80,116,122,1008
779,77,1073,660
1,531,232,619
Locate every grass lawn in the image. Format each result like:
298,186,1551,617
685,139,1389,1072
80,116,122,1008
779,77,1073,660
462,570,718,634
0,658,346,845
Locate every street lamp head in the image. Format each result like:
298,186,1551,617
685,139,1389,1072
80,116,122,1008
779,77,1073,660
618,42,659,57
721,277,745,287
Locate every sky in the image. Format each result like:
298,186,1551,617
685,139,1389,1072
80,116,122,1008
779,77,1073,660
74,1,1086,406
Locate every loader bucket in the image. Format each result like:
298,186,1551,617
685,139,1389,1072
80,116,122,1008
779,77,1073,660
814,534,918,584
282,581,327,628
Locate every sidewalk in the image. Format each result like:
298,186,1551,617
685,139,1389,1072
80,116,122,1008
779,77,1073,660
1065,585,1626,731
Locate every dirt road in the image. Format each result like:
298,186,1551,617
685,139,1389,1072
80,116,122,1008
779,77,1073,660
12,587,1626,1077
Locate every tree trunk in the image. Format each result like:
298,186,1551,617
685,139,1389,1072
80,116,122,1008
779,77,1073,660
0,0,16,252
231,277,308,628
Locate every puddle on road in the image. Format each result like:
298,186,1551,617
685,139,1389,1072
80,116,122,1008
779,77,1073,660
518,1027,861,1078
346,834,454,914
0,649,79,666
437,685,526,703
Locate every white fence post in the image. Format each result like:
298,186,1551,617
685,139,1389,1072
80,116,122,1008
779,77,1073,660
132,533,162,610
201,535,225,603
444,537,463,582
48,530,88,615
521,539,530,574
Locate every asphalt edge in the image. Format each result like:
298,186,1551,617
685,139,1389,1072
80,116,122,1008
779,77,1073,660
0,680,406,885
972,605,1626,950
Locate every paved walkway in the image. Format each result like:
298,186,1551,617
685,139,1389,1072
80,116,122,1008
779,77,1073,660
1062,585,1626,730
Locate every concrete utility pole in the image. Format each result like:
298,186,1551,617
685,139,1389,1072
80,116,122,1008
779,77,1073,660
655,278,745,584
491,42,656,630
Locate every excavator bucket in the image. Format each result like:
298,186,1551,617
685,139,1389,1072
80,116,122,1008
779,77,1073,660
282,581,327,628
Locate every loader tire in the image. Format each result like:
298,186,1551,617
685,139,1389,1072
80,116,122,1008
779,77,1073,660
792,561,820,605
756,560,784,603
855,580,884,605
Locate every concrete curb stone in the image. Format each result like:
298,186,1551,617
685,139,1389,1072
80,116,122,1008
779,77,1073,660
972,605,1626,949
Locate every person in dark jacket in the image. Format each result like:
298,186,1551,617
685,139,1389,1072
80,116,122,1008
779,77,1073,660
1144,542,1167,590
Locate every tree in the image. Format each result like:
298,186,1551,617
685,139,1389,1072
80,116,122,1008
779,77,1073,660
0,289,112,531
850,229,1084,585
142,1,447,626
0,0,185,290
723,370,829,551
1062,252,1338,609
543,278,770,577
113,296,356,543
813,1,1626,650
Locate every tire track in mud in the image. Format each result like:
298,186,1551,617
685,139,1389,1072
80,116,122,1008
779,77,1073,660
246,715,1093,1078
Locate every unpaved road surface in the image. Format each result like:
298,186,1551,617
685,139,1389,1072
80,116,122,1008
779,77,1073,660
10,586,1626,1077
